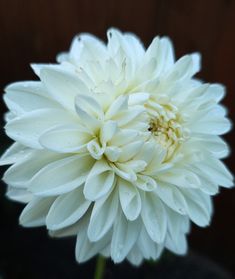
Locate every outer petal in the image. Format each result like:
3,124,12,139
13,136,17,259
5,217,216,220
84,160,115,200
111,211,141,263
190,106,231,135
194,155,233,188
4,81,60,115
141,192,167,243
75,94,104,119
87,187,119,241
3,151,63,187
5,108,78,149
29,154,94,196
166,232,187,255
75,97,101,134
20,197,55,227
118,141,144,162
182,189,212,227
165,53,200,82
62,33,107,66
155,182,188,215
105,95,128,119
158,168,201,189
145,36,175,75
75,215,111,263
135,175,157,192
0,143,32,166
118,179,141,221
6,186,33,203
165,207,189,254
49,222,80,238
40,67,90,110
137,227,164,260
39,124,92,153
127,245,144,266
46,187,90,230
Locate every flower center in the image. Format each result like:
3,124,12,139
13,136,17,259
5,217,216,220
146,98,189,161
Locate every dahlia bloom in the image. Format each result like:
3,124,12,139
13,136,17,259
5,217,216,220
1,28,233,265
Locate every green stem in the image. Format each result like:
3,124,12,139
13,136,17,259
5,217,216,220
94,255,106,279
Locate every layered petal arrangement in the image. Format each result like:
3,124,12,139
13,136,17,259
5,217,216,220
1,28,233,265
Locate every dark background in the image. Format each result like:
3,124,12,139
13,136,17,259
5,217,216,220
0,0,234,278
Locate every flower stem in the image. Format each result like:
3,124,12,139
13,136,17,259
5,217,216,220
94,255,106,279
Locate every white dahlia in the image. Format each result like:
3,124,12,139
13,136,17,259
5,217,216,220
1,28,233,265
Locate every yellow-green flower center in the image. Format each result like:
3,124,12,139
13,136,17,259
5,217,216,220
146,98,189,161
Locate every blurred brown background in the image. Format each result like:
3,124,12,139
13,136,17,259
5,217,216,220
0,0,234,278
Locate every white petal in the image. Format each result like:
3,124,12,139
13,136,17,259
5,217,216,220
29,154,93,196
19,197,55,227
134,140,156,165
107,30,135,81
136,58,157,81
182,189,212,227
4,81,59,115
0,143,32,165
113,107,145,127
166,53,200,82
158,168,201,189
3,151,63,187
141,192,167,243
104,146,121,162
109,129,139,147
195,156,233,188
192,134,230,158
107,28,126,57
75,94,104,119
39,124,92,153
128,92,149,106
100,120,118,144
190,106,231,135
118,179,141,221
100,245,111,257
136,175,157,191
6,186,33,203
206,84,225,102
118,141,144,163
166,232,187,255
166,62,190,82
84,160,115,201
49,222,80,238
145,36,175,75
40,67,90,110
155,182,188,215
88,188,119,241
75,215,111,263
87,139,105,160
188,165,219,195
75,99,101,134
69,33,107,65
138,227,164,260
127,245,143,266
191,53,201,75
165,207,189,254
111,162,137,182
5,108,77,149
46,187,90,230
31,63,49,76
124,32,145,64
4,111,15,122
111,211,140,263
105,95,128,119
144,144,167,175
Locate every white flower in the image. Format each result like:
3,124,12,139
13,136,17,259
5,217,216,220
1,28,233,265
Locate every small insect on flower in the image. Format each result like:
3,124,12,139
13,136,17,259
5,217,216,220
0,28,233,265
